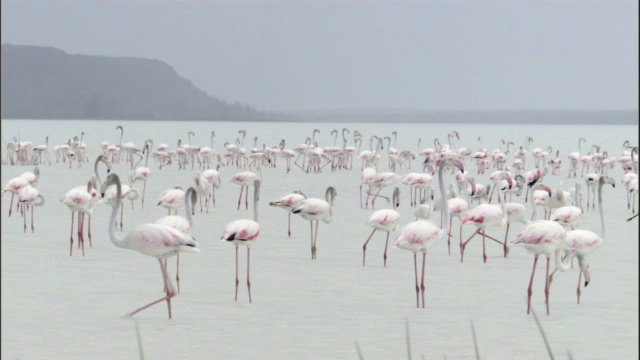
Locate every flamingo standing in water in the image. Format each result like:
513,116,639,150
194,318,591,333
220,179,261,303
230,162,262,210
155,187,198,293
362,187,400,267
269,190,307,237
131,139,153,209
157,186,185,216
549,175,614,304
392,157,463,308
2,167,39,217
18,185,45,233
512,220,571,315
460,172,511,263
101,173,198,319
290,186,337,259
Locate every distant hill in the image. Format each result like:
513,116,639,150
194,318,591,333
1,44,276,120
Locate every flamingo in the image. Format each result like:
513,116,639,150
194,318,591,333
103,178,139,231
201,165,222,208
362,187,400,267
2,173,30,217
550,184,584,230
512,220,572,315
101,173,199,319
18,185,45,233
269,190,307,237
220,179,261,303
157,186,186,216
392,157,463,308
584,172,599,210
460,171,511,263
442,183,469,256
230,162,262,210
290,186,337,259
549,175,614,304
193,172,212,213
131,139,152,209
365,171,401,209
155,187,198,293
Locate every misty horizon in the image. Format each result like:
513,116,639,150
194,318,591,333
2,0,638,114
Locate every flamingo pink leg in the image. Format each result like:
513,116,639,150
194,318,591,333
8,193,15,217
420,252,427,308
23,204,27,233
176,253,181,293
527,255,539,315
413,253,420,308
383,232,390,267
88,215,93,247
235,245,240,302
237,186,245,210
69,212,75,256
362,229,377,266
544,256,551,315
31,204,35,232
287,212,292,237
127,259,176,319
247,247,252,303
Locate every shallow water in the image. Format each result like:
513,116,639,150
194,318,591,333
1,119,638,359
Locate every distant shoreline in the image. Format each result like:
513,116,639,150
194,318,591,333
3,109,638,125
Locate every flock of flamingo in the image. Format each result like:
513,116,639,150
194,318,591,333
1,126,638,319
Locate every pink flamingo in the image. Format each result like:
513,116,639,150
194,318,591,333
460,173,511,263
550,184,583,230
18,185,45,233
290,186,337,259
131,139,152,209
269,190,307,237
102,173,198,319
220,179,261,303
157,186,185,216
155,187,198,293
2,166,39,217
512,220,571,315
365,171,401,209
2,174,30,217
230,162,262,210
201,164,222,208
61,178,99,256
392,157,463,308
549,175,614,304
362,187,400,267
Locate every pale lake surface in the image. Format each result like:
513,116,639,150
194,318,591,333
1,119,638,359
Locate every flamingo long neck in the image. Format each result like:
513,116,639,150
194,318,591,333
253,180,261,222
107,176,127,249
438,162,449,230
94,157,104,187
598,178,606,240
210,131,215,148
554,247,571,272
185,188,195,227
118,127,123,146
34,194,45,207
392,188,399,210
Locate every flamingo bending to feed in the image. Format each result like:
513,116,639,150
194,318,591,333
549,175,614,304
269,190,307,237
101,173,199,319
18,185,45,233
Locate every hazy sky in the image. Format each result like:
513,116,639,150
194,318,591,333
2,0,638,112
